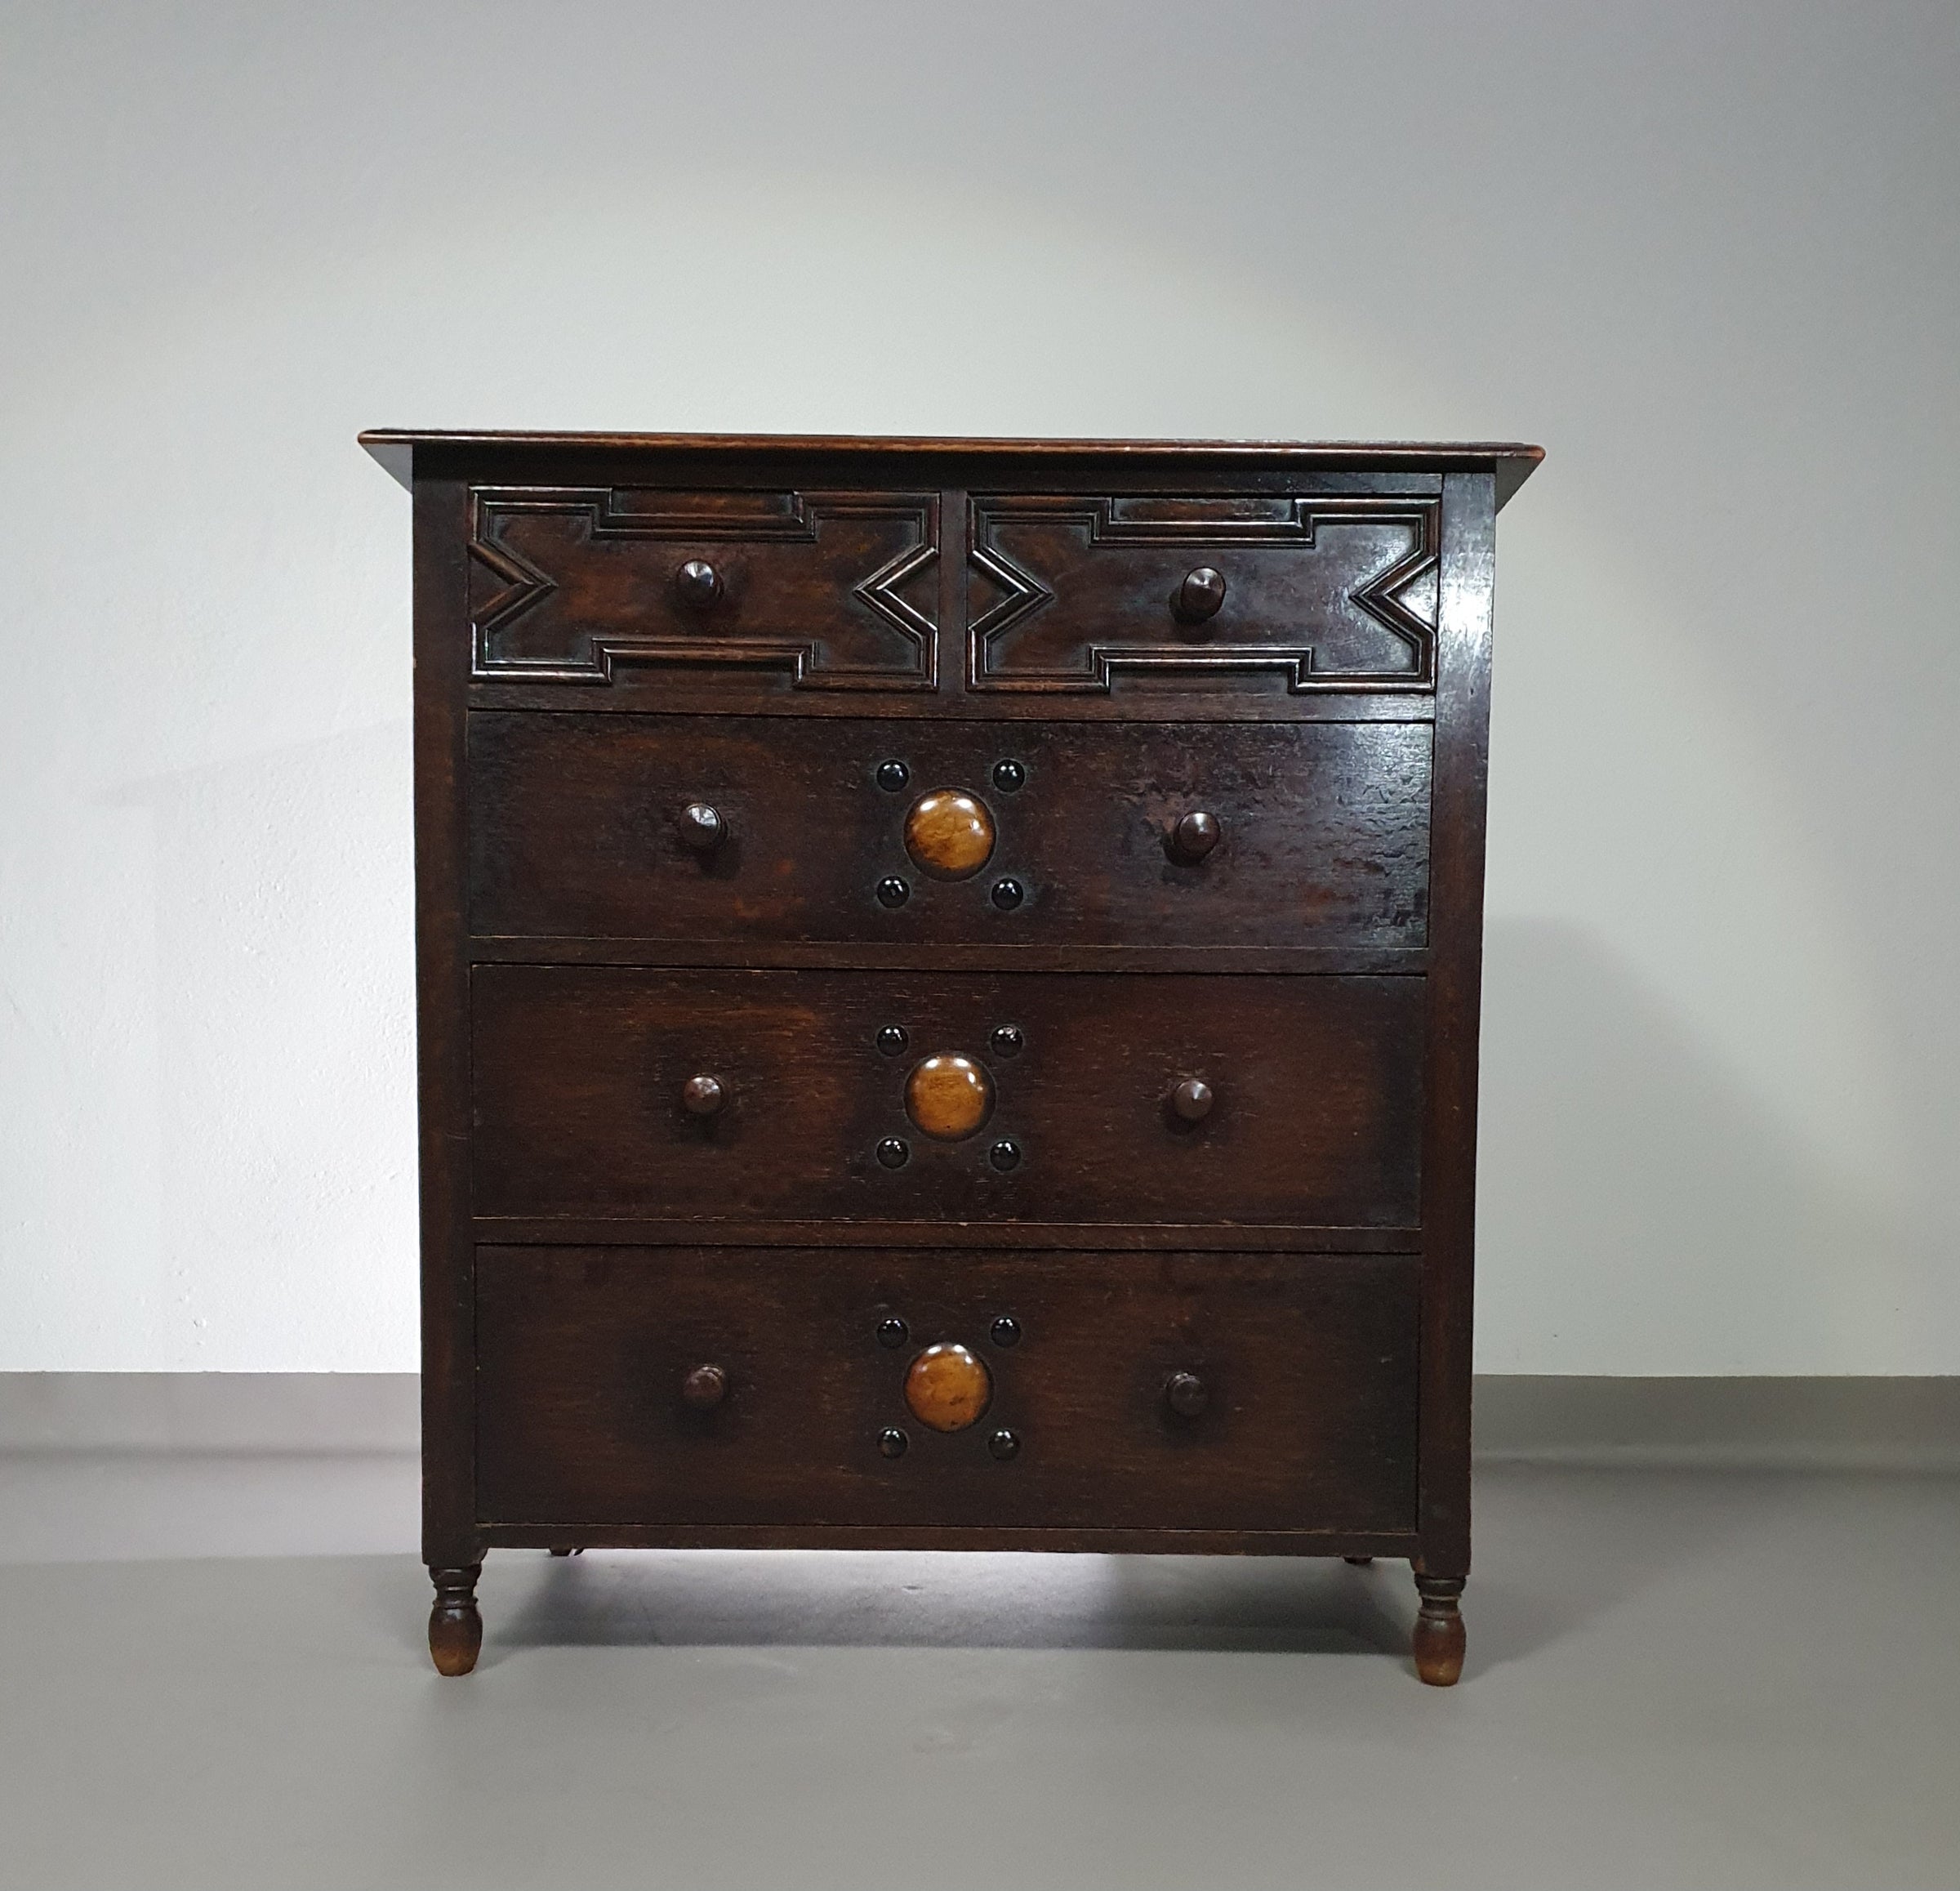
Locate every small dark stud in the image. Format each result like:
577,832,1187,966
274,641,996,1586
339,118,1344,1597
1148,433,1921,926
876,876,911,908
987,1429,1021,1461
877,1317,909,1349
991,759,1027,792
1165,1371,1209,1418
680,1363,729,1410
1167,809,1221,863
989,1024,1024,1058
991,1316,1021,1348
1170,1077,1214,1123
875,760,910,792
675,559,723,609
1172,565,1226,626
876,1137,911,1170
991,877,1025,911
875,1024,909,1055
878,1427,909,1459
678,801,728,853
1343,1555,1374,1566
988,1139,1022,1172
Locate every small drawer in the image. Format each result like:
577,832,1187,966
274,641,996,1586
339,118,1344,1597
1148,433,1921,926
469,485,940,693
474,1245,1419,1534
470,966,1423,1231
967,491,1441,693
469,714,1430,950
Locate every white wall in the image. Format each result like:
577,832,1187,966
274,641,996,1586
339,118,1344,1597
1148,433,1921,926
2,1,1954,1372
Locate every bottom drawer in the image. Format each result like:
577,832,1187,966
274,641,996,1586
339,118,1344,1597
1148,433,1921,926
474,1247,1419,1536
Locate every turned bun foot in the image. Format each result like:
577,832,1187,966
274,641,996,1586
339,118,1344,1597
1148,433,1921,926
428,1563,483,1676
1412,1574,1466,1686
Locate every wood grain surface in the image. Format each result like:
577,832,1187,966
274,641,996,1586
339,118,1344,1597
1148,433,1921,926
468,714,1431,951
469,966,1425,1229
473,1246,1420,1535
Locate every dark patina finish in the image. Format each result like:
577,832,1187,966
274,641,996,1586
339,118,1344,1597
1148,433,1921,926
366,428,1539,1684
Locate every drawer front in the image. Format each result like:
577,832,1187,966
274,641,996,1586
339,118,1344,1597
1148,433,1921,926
469,713,1431,949
967,492,1441,693
474,1246,1419,1533
469,486,939,691
470,967,1423,1229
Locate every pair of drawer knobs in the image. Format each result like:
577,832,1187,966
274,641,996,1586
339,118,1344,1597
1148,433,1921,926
677,796,1223,868
676,1346,1214,1431
674,558,1229,631
679,1067,1216,1126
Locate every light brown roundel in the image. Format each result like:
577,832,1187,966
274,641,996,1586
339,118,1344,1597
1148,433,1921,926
903,1344,993,1432
904,790,995,881
905,1054,994,1141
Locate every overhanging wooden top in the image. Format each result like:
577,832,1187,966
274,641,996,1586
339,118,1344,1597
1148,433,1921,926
359,430,1544,510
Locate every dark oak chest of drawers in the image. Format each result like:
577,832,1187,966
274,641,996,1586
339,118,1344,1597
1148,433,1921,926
364,429,1540,1684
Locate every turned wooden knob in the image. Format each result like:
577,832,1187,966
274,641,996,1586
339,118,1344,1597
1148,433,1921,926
905,1054,995,1141
904,1343,993,1432
904,788,996,881
1168,809,1220,862
1173,566,1227,626
675,559,723,608
681,1363,728,1409
679,801,727,852
1165,1371,1209,1418
682,1073,727,1117
1171,1077,1214,1122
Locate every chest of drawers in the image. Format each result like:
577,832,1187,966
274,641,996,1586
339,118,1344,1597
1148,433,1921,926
363,430,1540,1685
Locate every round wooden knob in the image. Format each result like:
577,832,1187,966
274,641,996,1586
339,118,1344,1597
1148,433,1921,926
1168,809,1220,863
905,1054,994,1141
1173,566,1227,626
682,1074,727,1117
904,1343,993,1432
904,789,996,881
675,559,722,608
679,802,727,852
681,1363,728,1409
1165,1371,1209,1418
1171,1077,1214,1122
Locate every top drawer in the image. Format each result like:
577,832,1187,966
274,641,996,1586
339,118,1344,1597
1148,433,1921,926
462,483,1440,705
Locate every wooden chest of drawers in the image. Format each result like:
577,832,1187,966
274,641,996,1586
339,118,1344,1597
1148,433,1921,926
363,430,1540,1685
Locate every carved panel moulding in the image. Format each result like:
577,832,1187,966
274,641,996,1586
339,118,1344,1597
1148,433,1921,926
469,487,940,686
966,493,1441,693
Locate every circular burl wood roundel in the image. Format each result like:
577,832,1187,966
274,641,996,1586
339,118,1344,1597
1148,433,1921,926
905,1054,994,1141
904,789,996,880
903,1343,994,1432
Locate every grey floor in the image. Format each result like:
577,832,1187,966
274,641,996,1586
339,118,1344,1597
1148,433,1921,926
0,1453,1955,1890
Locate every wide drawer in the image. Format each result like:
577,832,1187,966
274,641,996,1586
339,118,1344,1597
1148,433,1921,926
474,1246,1420,1533
469,713,1430,950
471,967,1423,1230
